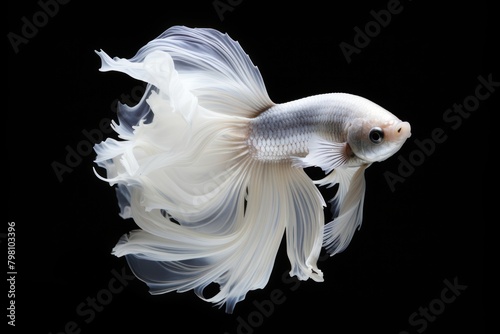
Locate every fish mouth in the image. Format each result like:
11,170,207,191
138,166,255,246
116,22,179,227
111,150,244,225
385,120,411,142
397,121,412,139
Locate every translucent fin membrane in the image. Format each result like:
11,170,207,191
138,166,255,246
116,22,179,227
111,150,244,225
94,26,325,312
94,25,397,312
112,162,325,312
317,165,368,256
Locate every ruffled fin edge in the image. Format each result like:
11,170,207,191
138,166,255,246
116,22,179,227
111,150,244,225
112,162,326,313
316,165,369,256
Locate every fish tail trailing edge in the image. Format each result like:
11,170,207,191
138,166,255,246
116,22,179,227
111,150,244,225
112,160,325,312
94,25,327,312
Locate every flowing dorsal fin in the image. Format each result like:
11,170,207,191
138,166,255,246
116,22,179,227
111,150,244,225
97,26,274,120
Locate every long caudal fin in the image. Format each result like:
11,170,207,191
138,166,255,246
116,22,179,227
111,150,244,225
112,162,325,313
94,26,325,312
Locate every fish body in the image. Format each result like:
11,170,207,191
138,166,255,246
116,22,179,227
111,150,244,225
249,93,410,165
94,26,411,312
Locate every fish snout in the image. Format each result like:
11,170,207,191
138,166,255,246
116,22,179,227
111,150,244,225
385,121,411,142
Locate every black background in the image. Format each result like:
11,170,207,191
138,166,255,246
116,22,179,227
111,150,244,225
7,0,491,333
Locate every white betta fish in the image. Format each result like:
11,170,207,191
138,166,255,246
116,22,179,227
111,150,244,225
94,26,411,313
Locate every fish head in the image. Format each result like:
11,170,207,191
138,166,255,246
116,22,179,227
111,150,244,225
347,114,411,163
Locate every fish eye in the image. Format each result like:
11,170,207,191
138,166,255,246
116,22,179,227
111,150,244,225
369,127,384,144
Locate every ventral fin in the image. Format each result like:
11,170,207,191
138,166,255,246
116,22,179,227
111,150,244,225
322,165,369,256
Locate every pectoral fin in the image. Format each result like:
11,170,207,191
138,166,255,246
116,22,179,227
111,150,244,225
292,134,351,173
